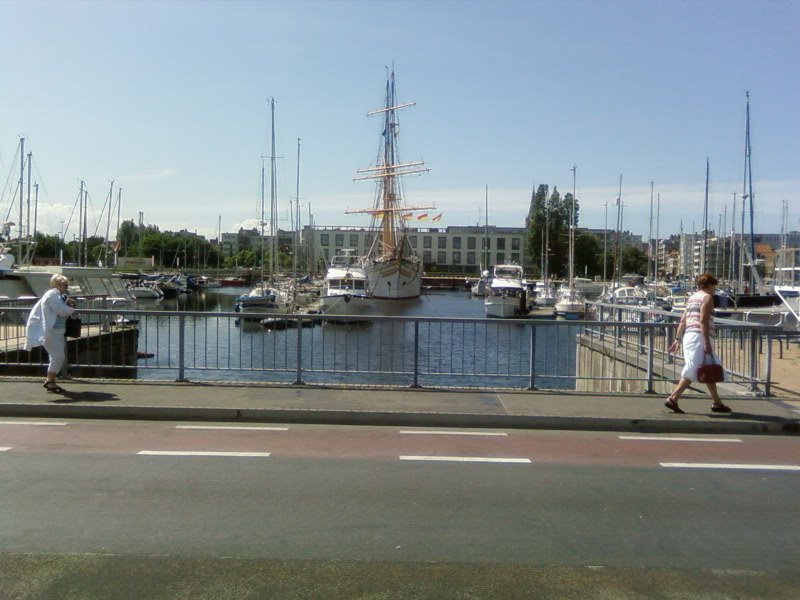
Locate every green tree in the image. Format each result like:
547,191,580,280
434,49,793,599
574,232,602,277
621,245,648,274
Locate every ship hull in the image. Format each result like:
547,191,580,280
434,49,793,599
365,259,422,300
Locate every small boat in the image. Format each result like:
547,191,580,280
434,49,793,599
127,281,163,299
485,264,528,318
319,249,374,319
554,166,585,319
471,270,490,297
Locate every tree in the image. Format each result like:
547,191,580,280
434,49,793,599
574,232,602,277
621,245,648,274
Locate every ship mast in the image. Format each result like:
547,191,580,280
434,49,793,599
350,68,433,258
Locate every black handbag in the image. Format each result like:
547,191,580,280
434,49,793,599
697,354,723,383
65,315,82,338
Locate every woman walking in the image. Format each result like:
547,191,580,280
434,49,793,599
665,273,732,414
24,274,77,393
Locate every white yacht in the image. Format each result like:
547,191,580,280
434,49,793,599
485,264,527,318
319,249,374,318
554,285,586,319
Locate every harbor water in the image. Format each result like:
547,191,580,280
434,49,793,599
131,288,582,388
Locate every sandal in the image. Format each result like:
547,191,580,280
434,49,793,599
711,404,732,413
43,382,65,394
665,398,685,414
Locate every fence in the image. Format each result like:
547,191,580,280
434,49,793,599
0,302,782,394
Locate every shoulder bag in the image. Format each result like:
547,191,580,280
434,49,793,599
65,315,82,338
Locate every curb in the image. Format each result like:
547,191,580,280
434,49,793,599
1,403,797,436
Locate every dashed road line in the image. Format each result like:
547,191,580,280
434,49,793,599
399,455,531,464
138,450,271,458
620,435,741,443
660,462,800,471
0,421,69,426
174,425,289,431
399,430,507,436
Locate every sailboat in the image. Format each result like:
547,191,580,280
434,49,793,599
348,67,435,301
471,186,491,297
236,98,293,318
554,165,586,319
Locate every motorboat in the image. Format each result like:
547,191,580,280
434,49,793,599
485,264,527,318
319,249,374,318
554,285,586,319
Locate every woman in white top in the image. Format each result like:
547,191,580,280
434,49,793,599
665,273,731,414
24,274,77,393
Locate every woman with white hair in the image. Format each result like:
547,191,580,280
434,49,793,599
24,274,77,393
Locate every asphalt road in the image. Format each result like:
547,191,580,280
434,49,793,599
2,419,799,599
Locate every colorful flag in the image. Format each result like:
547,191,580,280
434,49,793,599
402,213,414,220
417,213,429,221
431,213,443,222
113,240,122,252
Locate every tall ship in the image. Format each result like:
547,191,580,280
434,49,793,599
348,68,434,300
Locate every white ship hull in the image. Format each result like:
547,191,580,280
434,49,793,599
484,295,521,318
319,293,375,317
365,259,422,300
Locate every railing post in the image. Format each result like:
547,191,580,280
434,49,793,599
638,310,646,354
294,315,304,385
411,320,420,388
645,324,655,393
749,328,759,394
528,323,537,390
177,314,186,382
764,332,772,397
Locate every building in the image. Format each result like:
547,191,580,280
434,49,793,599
304,224,528,275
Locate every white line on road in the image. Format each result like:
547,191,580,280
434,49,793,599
620,436,742,443
0,447,11,452
660,462,800,471
399,430,507,436
138,450,271,458
174,425,289,431
399,455,531,464
0,421,69,426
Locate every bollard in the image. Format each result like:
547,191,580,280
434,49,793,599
177,314,186,382
528,324,537,390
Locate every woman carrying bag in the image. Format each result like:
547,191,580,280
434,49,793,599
24,274,77,393
665,273,732,414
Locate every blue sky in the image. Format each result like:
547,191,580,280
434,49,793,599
1,0,798,243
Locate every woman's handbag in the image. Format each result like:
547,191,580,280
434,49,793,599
65,315,82,338
697,354,724,383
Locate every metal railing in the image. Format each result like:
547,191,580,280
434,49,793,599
0,303,781,394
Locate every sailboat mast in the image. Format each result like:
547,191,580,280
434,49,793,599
269,97,278,279
744,91,756,293
702,157,710,273
569,164,576,288
17,137,24,263
484,184,489,270
382,73,397,253
294,137,300,285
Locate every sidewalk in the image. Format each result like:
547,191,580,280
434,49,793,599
1,377,798,436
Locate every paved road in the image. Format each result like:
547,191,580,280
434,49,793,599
2,418,799,598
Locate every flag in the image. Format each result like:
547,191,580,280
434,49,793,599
417,213,429,221
431,213,443,222
402,213,414,220
113,240,122,252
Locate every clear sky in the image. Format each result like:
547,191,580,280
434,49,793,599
1,0,798,244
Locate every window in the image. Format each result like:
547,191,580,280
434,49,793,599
423,236,432,249
511,253,520,264
512,238,520,250
335,234,344,246
349,234,359,247
453,251,461,264
467,252,476,265
497,238,506,250
409,236,417,248
453,237,461,249
320,233,329,246
438,237,447,249
496,253,505,264
423,251,432,263
482,238,491,250
323,248,329,261
438,251,446,264
467,237,476,250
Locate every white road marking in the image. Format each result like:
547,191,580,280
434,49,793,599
399,430,507,437
174,425,288,431
399,455,531,464
0,421,69,426
0,447,11,452
620,435,741,443
660,462,800,471
138,450,271,458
